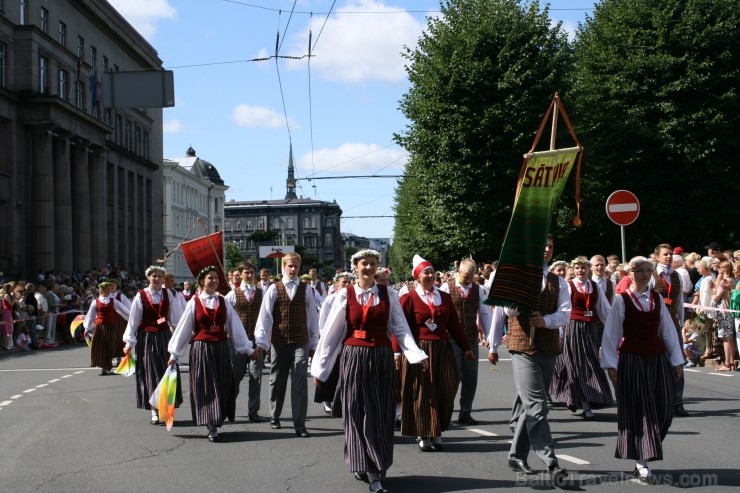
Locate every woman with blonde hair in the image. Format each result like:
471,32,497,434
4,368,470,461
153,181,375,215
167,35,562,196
711,259,735,371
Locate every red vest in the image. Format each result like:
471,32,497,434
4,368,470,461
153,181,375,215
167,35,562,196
94,298,117,324
399,289,471,352
192,295,228,342
618,291,666,355
137,289,170,333
344,285,391,347
569,279,597,322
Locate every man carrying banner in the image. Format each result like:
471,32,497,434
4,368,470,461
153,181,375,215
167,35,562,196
492,235,570,487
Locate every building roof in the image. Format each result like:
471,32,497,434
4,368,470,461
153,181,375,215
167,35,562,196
226,197,340,208
165,146,225,186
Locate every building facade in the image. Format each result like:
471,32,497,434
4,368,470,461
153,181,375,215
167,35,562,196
223,147,343,274
163,147,227,283
0,0,164,278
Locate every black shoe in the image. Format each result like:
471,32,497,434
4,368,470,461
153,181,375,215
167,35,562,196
457,414,479,425
549,465,569,489
508,458,536,475
674,406,689,417
369,481,388,493
270,419,281,429
100,369,108,376
394,416,401,430
295,428,311,438
249,414,267,423
354,472,369,483
207,430,218,443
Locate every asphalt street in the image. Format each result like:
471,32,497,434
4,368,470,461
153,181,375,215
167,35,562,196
1,344,738,492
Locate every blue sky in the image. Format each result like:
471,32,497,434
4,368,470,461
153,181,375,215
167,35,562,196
109,0,593,240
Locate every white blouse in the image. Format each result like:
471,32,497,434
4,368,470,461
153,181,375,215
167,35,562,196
568,278,612,323
122,287,185,349
310,284,428,382
82,295,130,333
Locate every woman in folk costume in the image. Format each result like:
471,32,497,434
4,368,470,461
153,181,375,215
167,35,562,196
396,255,475,452
168,266,259,442
107,277,131,364
550,256,613,420
84,281,130,375
123,266,185,425
311,250,428,493
313,271,354,415
601,256,684,484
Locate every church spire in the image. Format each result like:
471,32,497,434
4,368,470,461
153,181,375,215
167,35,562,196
285,143,297,200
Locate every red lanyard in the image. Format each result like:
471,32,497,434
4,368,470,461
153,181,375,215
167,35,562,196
574,280,592,310
144,289,165,321
457,285,469,301
198,294,219,326
628,289,654,312
660,272,672,304
360,292,374,328
423,290,437,321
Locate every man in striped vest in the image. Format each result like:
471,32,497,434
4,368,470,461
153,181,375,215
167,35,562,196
225,262,265,423
254,253,319,438
490,235,571,488
440,258,491,425
650,243,688,417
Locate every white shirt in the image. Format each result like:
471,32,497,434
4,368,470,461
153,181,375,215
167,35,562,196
253,277,320,351
123,287,185,349
590,275,616,304
168,292,253,360
224,282,257,306
82,295,130,333
439,279,492,336
600,289,684,369
311,284,428,381
568,277,612,322
34,292,48,314
649,265,685,326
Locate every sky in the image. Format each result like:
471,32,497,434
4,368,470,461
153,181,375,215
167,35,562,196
108,0,593,241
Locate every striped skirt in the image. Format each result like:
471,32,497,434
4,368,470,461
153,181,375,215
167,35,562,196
90,322,121,371
400,339,460,438
333,345,395,475
135,330,183,410
550,320,614,409
189,340,236,427
615,352,675,461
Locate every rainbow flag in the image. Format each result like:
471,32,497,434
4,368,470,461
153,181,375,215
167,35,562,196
149,365,178,431
115,354,136,377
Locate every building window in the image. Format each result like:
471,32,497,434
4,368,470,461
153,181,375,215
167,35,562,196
90,46,96,69
40,7,48,33
20,0,27,25
0,42,6,88
103,108,111,125
257,218,265,230
224,220,231,231
125,120,132,150
115,114,122,144
304,216,316,229
39,55,48,94
325,233,333,247
143,130,149,159
135,125,141,154
58,21,66,46
235,221,241,231
273,218,280,230
286,235,295,246
287,217,293,229
304,236,316,248
77,36,84,58
102,56,108,73
58,69,67,99
75,81,83,108
326,217,333,227
246,220,253,231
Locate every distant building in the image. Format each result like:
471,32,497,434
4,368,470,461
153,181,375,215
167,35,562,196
342,233,371,269
163,147,228,283
369,238,391,267
223,146,343,274
0,0,164,278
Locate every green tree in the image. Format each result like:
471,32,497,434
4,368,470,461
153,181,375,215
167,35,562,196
567,0,740,256
225,242,244,272
393,0,573,269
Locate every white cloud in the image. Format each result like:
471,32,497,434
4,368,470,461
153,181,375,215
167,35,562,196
232,104,300,130
284,1,425,84
108,0,176,39
163,118,186,134
296,143,407,174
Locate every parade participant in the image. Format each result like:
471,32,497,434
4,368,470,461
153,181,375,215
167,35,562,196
440,258,492,425
123,266,184,424
492,235,570,487
314,271,353,414
308,268,327,298
182,281,195,302
311,249,428,493
254,253,319,438
168,266,258,442
549,261,567,279
550,257,613,420
397,255,474,452
108,277,131,363
224,262,266,422
601,256,684,484
649,244,688,417
164,272,187,312
375,267,391,286
83,281,129,375
258,268,272,291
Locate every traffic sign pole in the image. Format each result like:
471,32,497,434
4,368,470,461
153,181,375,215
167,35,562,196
620,225,626,266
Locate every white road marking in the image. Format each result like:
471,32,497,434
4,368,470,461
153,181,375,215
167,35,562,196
10,395,22,399
22,388,36,393
48,379,60,383
35,383,48,388
556,454,590,465
469,428,498,437
74,371,84,374
709,373,734,377
0,367,92,372
683,369,701,373
0,400,12,406
60,375,72,379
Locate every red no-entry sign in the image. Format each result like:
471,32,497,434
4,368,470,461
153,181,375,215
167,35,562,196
605,190,640,226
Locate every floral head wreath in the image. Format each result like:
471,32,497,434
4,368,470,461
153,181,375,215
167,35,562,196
350,249,381,265
196,265,218,282
145,265,167,277
569,256,590,268
334,271,355,282
97,281,112,290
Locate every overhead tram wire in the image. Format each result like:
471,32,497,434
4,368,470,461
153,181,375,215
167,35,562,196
274,5,297,146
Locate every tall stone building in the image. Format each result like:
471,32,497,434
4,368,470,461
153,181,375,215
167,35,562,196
224,146,343,273
163,146,227,283
0,0,164,278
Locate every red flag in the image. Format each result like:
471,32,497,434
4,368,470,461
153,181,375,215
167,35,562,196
181,231,230,295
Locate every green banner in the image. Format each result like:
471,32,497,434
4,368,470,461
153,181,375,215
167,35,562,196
486,147,580,311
